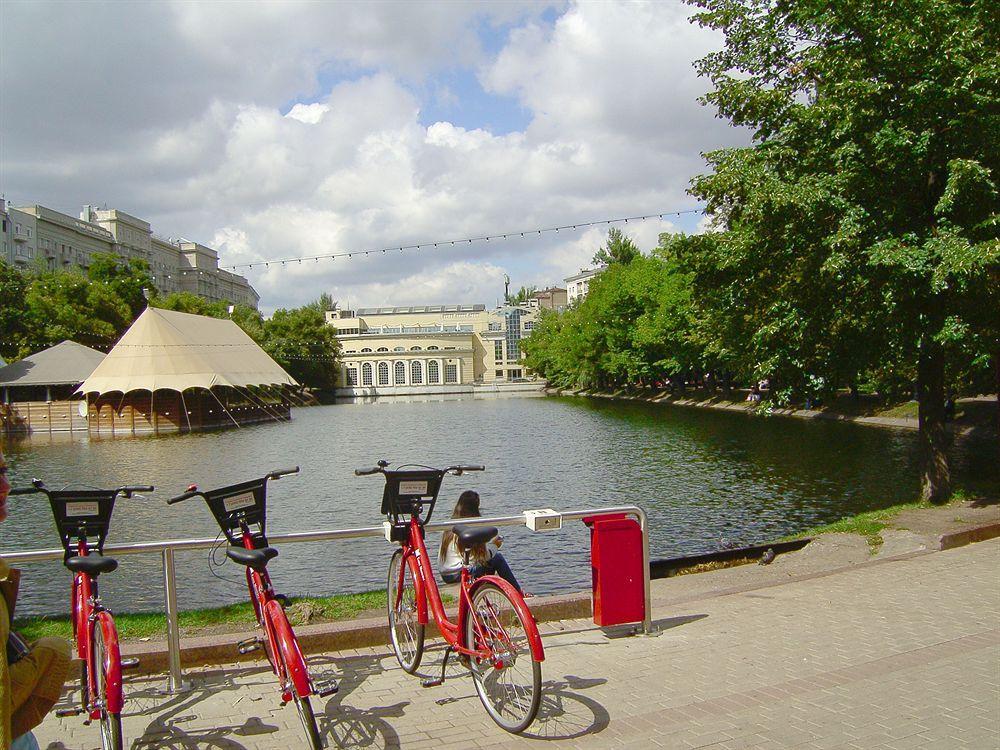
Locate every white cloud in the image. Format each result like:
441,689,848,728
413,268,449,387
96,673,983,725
1,1,743,313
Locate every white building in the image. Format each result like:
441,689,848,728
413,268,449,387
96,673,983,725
1,199,258,308
564,267,604,304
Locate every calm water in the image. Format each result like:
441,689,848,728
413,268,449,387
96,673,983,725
2,395,995,616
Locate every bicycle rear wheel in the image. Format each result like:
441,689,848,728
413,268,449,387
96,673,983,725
92,622,123,750
387,548,424,673
464,582,541,733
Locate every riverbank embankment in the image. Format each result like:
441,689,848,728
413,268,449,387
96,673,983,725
22,493,994,676
545,386,998,433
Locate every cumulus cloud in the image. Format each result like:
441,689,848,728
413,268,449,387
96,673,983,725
1,0,743,313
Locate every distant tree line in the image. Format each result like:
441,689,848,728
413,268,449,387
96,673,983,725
526,0,999,503
0,255,340,391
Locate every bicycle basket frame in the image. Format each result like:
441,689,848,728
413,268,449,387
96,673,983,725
45,489,119,562
201,478,268,546
380,469,445,525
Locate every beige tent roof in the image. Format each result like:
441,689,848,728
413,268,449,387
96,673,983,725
0,341,106,386
78,307,297,395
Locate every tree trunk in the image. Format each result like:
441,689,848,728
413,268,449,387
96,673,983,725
917,338,950,504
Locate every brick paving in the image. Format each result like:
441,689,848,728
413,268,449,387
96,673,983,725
35,538,1000,749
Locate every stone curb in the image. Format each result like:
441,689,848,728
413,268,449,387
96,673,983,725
120,591,591,676
937,522,1000,550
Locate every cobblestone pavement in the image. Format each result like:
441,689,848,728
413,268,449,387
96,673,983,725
35,538,1000,749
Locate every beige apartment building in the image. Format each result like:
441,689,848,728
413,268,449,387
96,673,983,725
327,304,539,395
1,199,258,308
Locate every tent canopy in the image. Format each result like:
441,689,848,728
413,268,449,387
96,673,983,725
0,341,105,387
78,307,297,395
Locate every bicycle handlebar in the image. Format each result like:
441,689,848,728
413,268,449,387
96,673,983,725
354,463,485,476
168,488,202,504
10,481,154,498
266,467,299,480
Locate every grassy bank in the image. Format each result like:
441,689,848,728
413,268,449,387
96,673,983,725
15,590,389,643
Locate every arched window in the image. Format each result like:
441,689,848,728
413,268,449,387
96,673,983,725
428,360,440,384
361,348,372,353
362,362,373,386
394,361,406,384
393,346,405,352
377,347,389,352
410,360,423,384
427,346,440,351
377,361,390,385
410,346,422,351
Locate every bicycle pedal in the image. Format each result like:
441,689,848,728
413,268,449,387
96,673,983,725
237,637,263,655
314,679,338,697
120,657,140,669
420,677,444,688
55,707,85,718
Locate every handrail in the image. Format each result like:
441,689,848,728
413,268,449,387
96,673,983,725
4,505,651,693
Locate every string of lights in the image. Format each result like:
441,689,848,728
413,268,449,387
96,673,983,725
222,208,703,271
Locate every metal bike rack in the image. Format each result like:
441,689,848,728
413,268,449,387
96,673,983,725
5,505,651,693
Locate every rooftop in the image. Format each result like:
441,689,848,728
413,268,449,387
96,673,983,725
356,305,486,315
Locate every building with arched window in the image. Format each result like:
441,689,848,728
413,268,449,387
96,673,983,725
327,303,540,396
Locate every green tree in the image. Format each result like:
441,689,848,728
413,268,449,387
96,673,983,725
507,286,537,306
592,227,640,266
0,259,29,359
152,292,230,318
23,270,129,354
687,0,1000,501
261,307,340,390
87,253,156,323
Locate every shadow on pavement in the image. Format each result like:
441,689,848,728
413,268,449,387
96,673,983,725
521,674,610,740
311,652,407,750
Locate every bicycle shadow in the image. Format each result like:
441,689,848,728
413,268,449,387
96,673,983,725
519,674,610,741
310,652,408,750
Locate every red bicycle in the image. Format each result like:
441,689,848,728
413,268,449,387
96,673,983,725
10,479,154,750
169,467,336,749
356,461,544,733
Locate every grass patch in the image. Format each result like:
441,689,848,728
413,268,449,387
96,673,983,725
13,589,454,643
783,502,926,551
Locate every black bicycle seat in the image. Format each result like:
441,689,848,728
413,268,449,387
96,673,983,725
226,546,278,572
65,554,119,577
454,525,498,547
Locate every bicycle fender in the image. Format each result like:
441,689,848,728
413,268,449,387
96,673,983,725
264,599,312,698
92,611,125,714
467,575,545,662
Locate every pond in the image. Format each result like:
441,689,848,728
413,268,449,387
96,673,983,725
2,394,995,616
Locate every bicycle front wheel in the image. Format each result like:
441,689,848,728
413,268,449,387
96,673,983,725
294,694,323,749
465,582,541,733
387,548,424,673
92,622,124,750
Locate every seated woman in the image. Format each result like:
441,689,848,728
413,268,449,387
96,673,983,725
1,446,72,748
437,490,525,594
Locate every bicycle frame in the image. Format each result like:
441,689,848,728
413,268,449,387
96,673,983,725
70,537,124,719
395,514,544,663
238,525,312,703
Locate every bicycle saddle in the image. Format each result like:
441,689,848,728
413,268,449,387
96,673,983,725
226,546,278,572
454,525,498,547
65,554,119,576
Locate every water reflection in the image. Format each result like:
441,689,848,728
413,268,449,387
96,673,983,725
2,395,994,616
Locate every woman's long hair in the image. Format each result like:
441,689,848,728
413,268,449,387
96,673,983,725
439,490,482,561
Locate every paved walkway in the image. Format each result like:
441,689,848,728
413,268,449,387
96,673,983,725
36,538,1000,749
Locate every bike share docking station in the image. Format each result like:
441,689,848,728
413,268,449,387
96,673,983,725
6,504,657,694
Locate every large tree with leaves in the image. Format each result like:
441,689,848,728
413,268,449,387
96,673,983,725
685,0,999,502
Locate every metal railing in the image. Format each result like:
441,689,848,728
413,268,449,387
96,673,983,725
5,505,651,693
